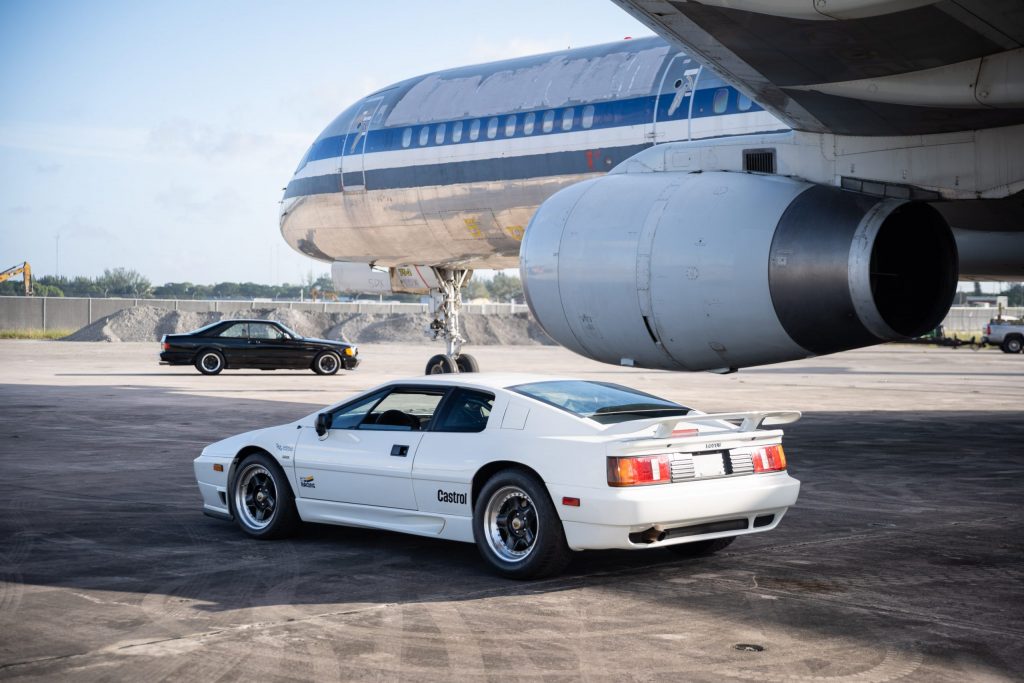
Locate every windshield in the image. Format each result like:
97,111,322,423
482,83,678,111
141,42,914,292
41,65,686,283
511,380,690,424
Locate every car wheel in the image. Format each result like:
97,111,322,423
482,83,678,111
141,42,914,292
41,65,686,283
473,469,571,579
1001,336,1023,354
425,354,457,374
455,353,480,373
667,536,736,557
230,452,299,539
195,350,225,375
313,351,342,375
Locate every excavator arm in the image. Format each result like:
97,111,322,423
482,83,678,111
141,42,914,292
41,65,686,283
0,262,32,295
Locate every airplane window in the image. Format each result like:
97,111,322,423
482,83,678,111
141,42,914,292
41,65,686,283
419,127,430,146
452,120,463,143
435,123,446,144
542,110,555,133
713,88,729,114
401,128,412,148
738,93,752,112
561,108,574,131
524,112,535,135
582,105,595,129
486,117,499,139
470,119,481,141
505,115,516,137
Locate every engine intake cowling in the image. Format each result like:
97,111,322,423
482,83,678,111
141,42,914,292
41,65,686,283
520,171,957,371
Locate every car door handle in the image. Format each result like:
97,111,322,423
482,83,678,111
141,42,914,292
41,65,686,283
390,444,409,457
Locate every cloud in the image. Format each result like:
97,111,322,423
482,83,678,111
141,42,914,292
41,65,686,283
146,117,305,166
35,162,62,174
8,205,31,215
0,122,150,161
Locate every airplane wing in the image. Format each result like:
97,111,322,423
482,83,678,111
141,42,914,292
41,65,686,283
610,0,1024,135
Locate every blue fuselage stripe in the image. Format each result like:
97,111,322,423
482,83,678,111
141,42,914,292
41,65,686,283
286,85,762,198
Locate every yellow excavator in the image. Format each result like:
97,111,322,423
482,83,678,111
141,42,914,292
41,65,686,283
0,262,32,295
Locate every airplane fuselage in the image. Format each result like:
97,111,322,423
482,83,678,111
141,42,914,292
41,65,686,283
280,37,783,270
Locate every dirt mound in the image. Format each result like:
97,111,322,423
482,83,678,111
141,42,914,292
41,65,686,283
61,305,555,345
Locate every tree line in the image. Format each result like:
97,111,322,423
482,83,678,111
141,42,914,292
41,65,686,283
0,267,527,302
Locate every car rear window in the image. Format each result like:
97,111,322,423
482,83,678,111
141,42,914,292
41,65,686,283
510,380,690,424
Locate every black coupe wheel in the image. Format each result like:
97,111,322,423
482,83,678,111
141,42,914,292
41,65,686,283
313,351,342,375
195,350,225,375
455,353,479,372
1001,336,1023,354
667,536,736,557
230,452,298,539
425,354,457,374
473,469,571,579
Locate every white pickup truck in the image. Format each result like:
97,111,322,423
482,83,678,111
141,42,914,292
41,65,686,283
983,320,1024,353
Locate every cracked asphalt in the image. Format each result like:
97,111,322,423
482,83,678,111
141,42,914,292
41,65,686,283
0,341,1021,681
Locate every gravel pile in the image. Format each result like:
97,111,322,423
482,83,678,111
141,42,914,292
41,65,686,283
61,305,554,345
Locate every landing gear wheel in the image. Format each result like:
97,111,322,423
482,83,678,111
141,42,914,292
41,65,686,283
455,353,479,373
195,350,224,375
313,351,342,375
473,469,572,579
667,536,736,557
1001,337,1023,353
229,452,299,539
425,354,457,375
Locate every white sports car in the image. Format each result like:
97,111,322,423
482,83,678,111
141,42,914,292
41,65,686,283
194,374,801,579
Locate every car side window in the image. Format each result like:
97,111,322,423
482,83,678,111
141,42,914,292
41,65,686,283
434,388,494,433
218,323,248,338
248,323,284,340
360,389,446,431
329,390,388,430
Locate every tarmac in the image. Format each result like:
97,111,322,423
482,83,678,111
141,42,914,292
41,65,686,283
0,340,1021,682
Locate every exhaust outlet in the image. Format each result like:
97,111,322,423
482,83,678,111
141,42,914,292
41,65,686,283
640,527,667,544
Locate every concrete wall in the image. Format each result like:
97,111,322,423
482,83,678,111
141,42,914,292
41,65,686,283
0,296,531,331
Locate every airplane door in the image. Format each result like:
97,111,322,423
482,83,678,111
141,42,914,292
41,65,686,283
340,95,386,192
653,55,700,143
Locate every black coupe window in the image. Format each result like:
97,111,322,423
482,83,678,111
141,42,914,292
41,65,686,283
249,323,285,340
511,380,690,425
218,324,248,338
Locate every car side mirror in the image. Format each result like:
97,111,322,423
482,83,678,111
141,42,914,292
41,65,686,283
315,412,332,437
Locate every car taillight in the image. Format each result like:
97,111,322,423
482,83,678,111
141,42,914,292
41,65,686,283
752,445,787,473
162,341,170,351
607,455,671,487
986,324,991,335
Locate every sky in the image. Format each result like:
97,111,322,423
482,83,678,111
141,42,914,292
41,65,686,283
0,0,652,285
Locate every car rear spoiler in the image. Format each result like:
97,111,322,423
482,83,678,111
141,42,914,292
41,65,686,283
603,410,802,438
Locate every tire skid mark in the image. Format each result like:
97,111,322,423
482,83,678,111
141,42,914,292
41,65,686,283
715,645,923,683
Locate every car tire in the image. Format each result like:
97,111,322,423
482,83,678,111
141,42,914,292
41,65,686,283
312,351,342,375
425,354,457,375
666,536,736,557
473,469,572,579
229,452,299,540
455,353,480,373
1001,336,1023,354
195,349,225,375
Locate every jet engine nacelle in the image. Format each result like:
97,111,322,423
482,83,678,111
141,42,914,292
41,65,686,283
520,171,958,371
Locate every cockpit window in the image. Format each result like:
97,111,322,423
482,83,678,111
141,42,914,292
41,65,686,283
511,380,690,425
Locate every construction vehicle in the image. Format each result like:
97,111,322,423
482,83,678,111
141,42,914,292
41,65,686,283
0,262,32,295
310,286,339,302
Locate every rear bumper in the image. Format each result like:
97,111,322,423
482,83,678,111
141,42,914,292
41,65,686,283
160,351,192,365
548,472,800,551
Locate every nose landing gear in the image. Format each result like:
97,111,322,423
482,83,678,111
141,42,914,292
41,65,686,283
424,267,479,374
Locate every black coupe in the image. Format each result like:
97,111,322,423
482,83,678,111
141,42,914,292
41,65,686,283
160,319,358,375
